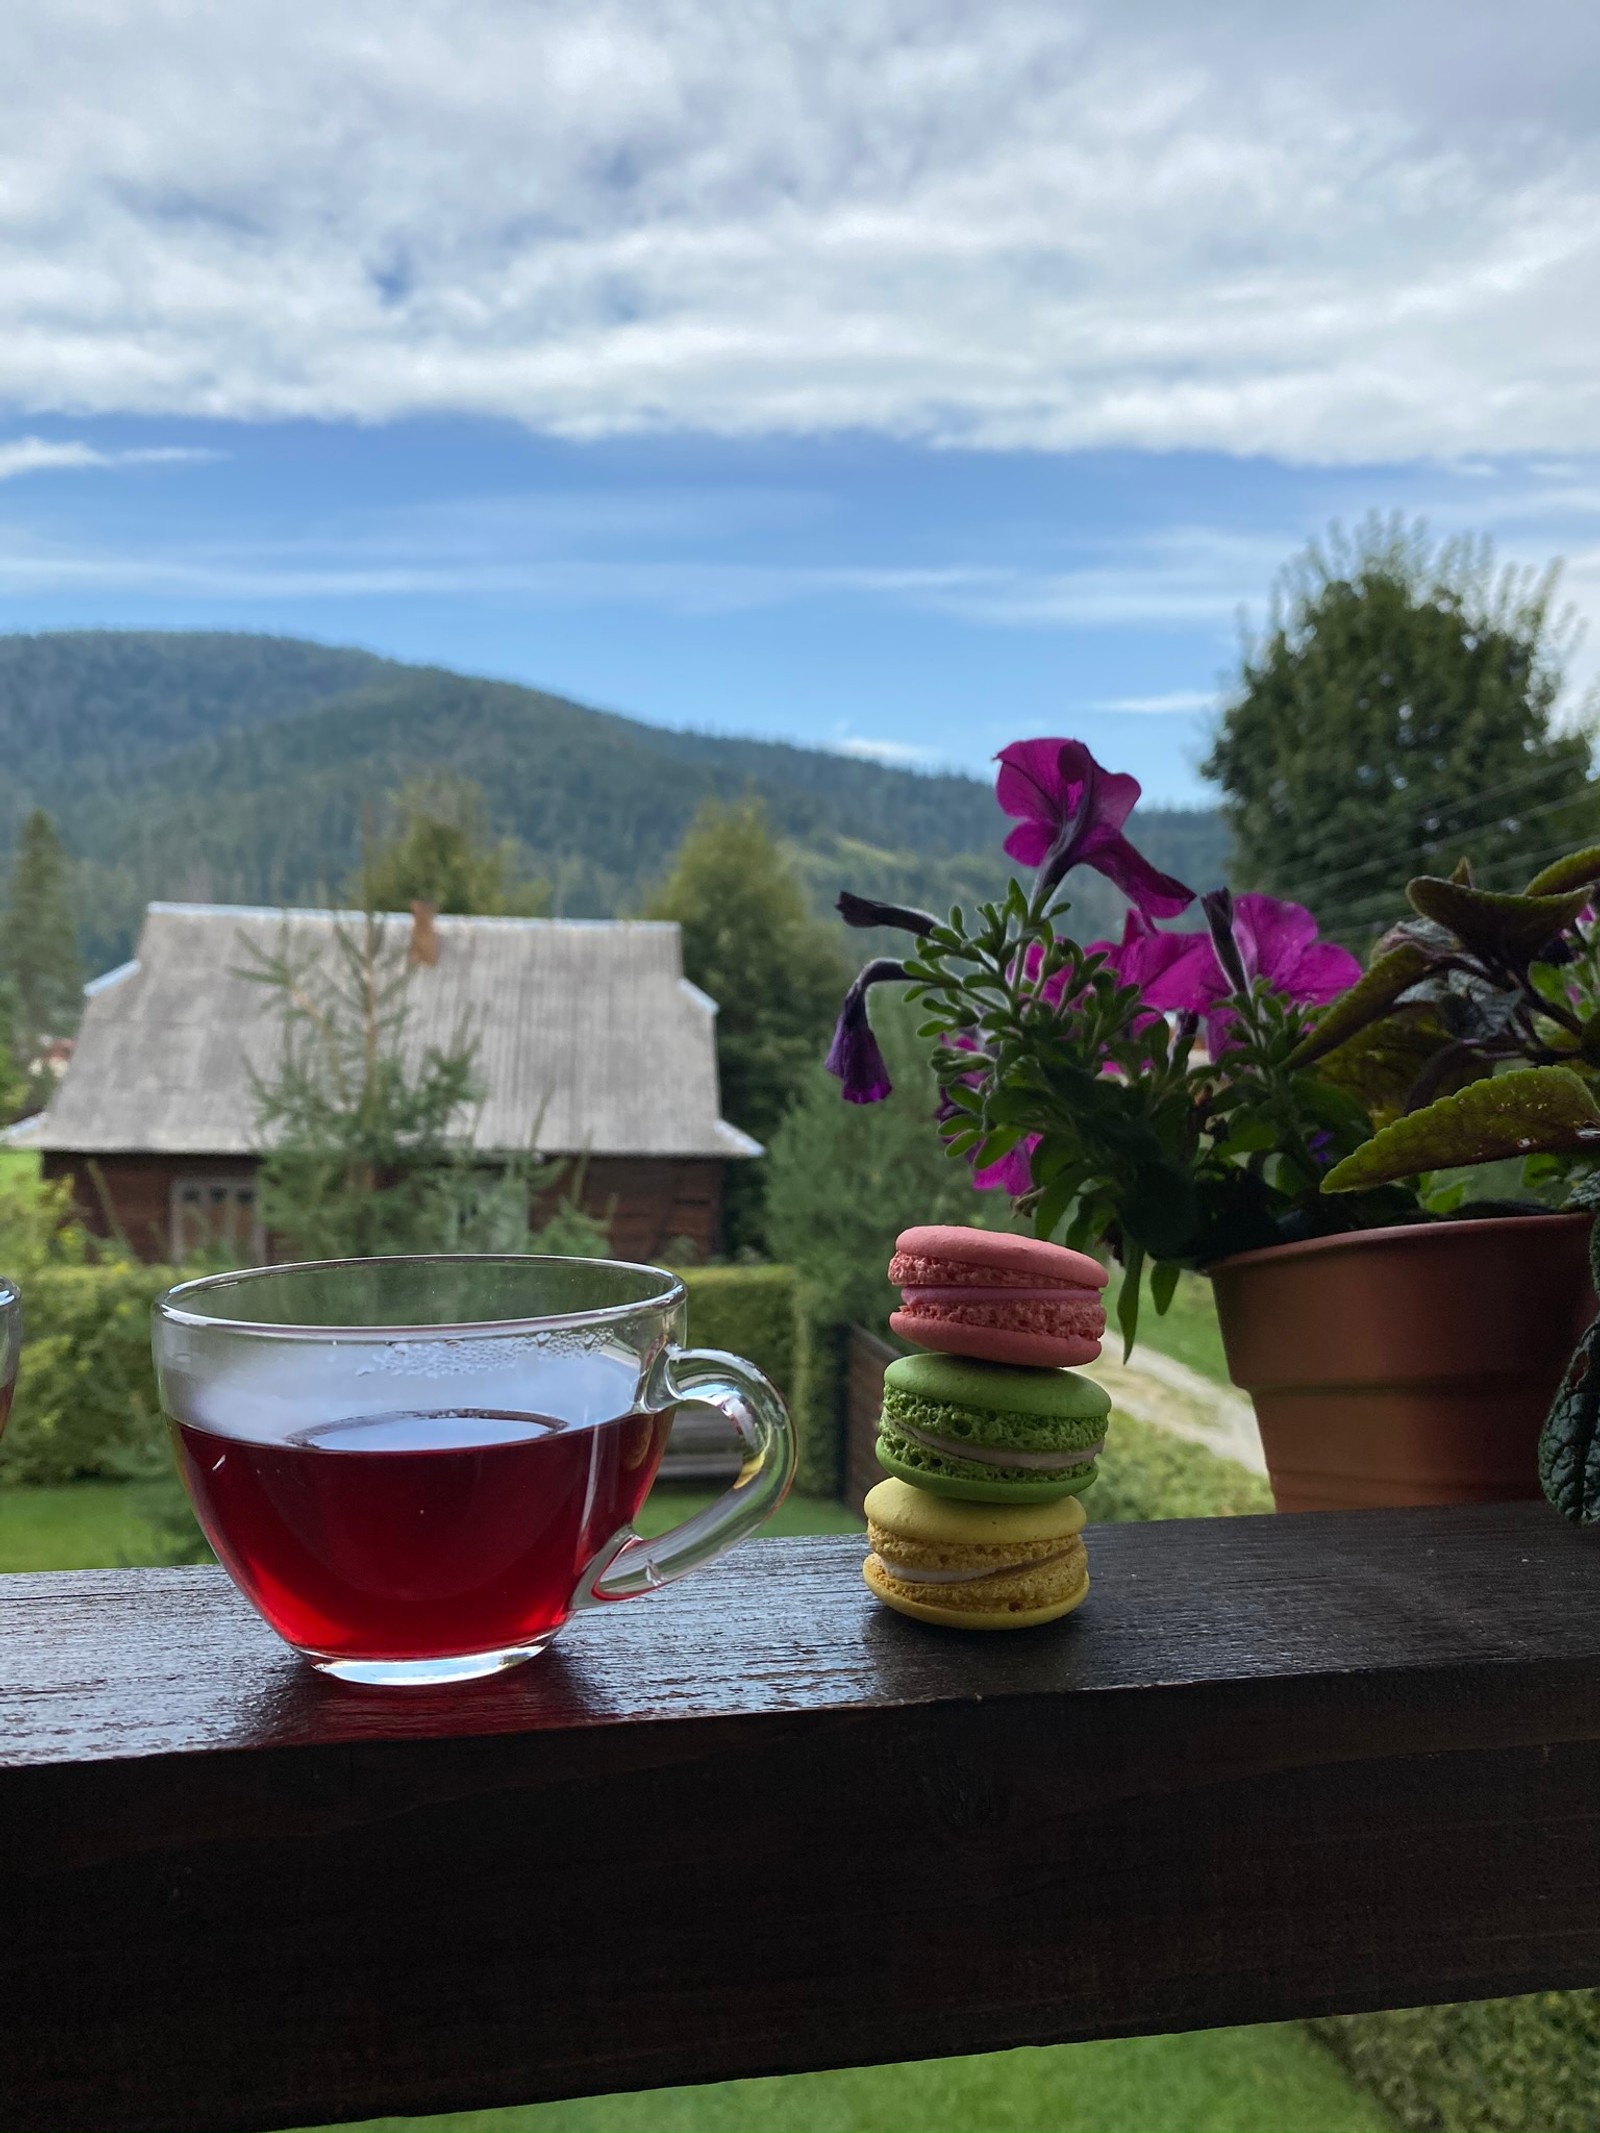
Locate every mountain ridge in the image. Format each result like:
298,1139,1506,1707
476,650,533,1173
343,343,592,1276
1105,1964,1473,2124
0,630,1228,968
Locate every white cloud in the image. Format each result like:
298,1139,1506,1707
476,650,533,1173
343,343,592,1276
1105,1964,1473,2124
832,736,939,767
0,509,1279,633
0,436,218,481
1094,690,1217,714
4,4,1600,460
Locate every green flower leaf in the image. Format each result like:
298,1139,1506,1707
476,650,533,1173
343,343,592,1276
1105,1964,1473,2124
1289,942,1435,1066
1314,1005,1488,1129
1149,1259,1180,1316
1525,846,1600,898
1405,876,1589,963
1322,1067,1600,1192
1117,1239,1145,1361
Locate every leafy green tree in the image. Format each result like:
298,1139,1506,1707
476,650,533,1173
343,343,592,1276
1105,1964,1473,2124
765,992,1013,1330
647,798,852,1251
355,775,550,916
6,810,84,1070
1203,517,1596,939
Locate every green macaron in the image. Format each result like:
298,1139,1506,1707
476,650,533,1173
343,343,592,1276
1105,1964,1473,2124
876,1349,1111,1503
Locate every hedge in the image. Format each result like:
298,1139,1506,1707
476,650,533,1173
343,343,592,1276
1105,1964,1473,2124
1314,1996,1600,2133
1092,1412,1274,1522
0,1263,176,1485
0,1260,843,1493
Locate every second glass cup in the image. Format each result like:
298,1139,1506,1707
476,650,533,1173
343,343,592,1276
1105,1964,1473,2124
152,1254,794,1684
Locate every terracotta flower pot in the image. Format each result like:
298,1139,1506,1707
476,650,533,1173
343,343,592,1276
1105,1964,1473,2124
1208,1213,1596,1513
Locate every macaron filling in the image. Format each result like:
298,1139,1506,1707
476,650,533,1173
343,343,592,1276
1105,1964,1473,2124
893,1418,1102,1471
882,1386,1104,1462
893,1294,1106,1342
871,1548,1078,1586
898,1281,1102,1301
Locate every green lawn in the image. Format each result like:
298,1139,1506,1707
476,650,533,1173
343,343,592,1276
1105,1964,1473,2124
298,2025,1392,2133
0,1478,178,1569
1108,1266,1231,1385
0,1478,861,1575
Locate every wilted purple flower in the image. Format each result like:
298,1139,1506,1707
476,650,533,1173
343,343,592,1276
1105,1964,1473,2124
1200,887,1253,1000
837,890,939,937
825,958,908,1103
995,738,1195,917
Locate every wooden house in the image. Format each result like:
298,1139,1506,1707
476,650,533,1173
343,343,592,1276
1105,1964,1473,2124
19,901,760,1264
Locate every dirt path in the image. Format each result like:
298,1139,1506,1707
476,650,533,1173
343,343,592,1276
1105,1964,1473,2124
1084,1345,1266,1475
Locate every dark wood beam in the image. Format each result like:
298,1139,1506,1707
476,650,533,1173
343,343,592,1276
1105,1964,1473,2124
3,1503,1600,2133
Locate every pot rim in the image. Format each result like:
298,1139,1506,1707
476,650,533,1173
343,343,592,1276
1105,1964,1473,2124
1206,1207,1591,1279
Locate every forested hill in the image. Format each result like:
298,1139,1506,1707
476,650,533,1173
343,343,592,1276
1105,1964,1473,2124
0,630,1229,969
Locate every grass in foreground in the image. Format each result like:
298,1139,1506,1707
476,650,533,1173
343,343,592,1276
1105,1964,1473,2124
0,1478,177,1570
298,2025,1393,2133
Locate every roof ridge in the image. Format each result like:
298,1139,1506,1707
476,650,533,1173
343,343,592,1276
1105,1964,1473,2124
144,901,678,933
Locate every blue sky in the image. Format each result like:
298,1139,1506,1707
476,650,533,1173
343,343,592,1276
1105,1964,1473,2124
5,3,1600,806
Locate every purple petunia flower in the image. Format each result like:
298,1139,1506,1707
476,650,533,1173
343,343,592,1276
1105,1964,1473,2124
824,958,908,1103
971,1138,1039,1195
1194,891,1361,1050
995,738,1196,916
1092,909,1218,1020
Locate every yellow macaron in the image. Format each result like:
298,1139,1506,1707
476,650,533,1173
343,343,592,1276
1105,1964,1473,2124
862,1476,1089,1629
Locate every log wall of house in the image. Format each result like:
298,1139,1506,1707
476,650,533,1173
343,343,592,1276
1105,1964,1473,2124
557,1156,724,1264
44,1152,726,1266
42,1154,254,1264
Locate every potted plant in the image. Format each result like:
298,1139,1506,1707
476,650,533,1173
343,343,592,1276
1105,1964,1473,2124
826,737,1600,1513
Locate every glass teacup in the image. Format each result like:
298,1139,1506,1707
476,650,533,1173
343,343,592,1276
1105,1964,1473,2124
0,1277,19,1436
152,1255,794,1685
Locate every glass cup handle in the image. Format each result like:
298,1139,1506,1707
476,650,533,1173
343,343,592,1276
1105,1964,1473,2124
573,1346,796,1607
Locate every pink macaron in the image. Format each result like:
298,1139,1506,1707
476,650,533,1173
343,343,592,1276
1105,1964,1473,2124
888,1224,1108,1369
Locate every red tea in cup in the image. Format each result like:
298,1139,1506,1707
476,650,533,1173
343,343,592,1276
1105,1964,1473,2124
154,1256,793,1685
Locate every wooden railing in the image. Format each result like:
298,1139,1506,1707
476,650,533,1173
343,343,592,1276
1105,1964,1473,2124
4,1501,1600,2133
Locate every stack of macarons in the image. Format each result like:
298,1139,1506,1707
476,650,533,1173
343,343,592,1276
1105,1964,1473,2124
863,1224,1111,1631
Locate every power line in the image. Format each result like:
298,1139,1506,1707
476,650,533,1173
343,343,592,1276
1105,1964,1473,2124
1276,757,1592,907
1283,788,1600,917
1314,827,1600,937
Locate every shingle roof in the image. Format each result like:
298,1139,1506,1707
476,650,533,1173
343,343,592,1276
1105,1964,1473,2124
25,903,762,1161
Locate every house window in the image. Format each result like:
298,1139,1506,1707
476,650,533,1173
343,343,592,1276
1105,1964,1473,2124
170,1177,264,1263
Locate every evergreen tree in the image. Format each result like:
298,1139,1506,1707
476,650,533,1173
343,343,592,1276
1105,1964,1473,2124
1203,517,1596,940
355,776,550,916
647,798,852,1251
6,810,84,1066
246,910,482,1260
0,979,33,1126
245,907,605,1262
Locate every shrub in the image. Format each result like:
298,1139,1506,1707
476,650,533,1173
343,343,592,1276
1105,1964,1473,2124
0,1263,174,1484
1315,1994,1600,2133
678,1265,798,1395
678,1264,845,1496
0,1257,837,1494
1092,1412,1273,1522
